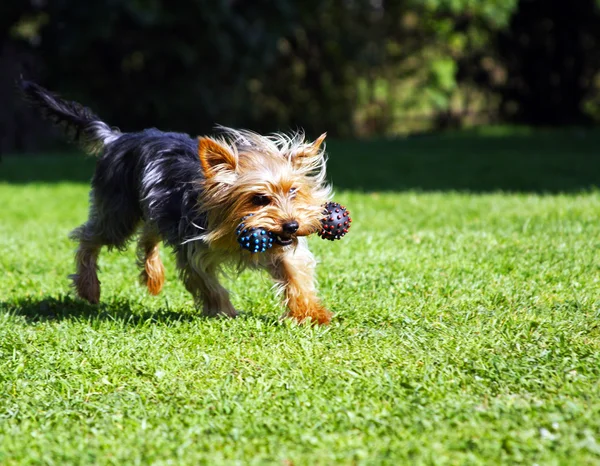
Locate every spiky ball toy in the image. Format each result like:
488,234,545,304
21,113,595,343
318,202,351,241
236,214,274,253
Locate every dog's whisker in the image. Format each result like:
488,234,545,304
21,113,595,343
190,221,206,231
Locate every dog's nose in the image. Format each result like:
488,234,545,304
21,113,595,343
282,221,299,234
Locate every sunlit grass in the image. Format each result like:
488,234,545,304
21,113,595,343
1,130,600,464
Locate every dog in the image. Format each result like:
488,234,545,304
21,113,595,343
20,80,334,324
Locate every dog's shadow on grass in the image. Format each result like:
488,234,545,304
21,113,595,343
2,295,282,327
3,295,196,326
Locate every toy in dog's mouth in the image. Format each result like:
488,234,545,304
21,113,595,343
318,202,351,241
272,233,294,246
237,202,351,253
236,214,295,253
236,223,273,254
235,223,297,253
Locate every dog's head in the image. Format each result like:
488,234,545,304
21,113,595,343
198,128,332,250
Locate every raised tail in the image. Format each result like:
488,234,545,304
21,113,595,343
19,79,121,154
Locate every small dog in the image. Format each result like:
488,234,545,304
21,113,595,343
21,80,333,324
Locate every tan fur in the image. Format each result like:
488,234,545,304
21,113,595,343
196,131,331,248
137,225,165,295
195,129,334,324
267,239,332,325
199,137,238,177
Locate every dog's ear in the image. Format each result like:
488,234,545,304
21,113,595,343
291,133,326,168
198,137,237,178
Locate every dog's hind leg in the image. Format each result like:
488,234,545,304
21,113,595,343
69,190,141,304
69,221,104,304
136,223,165,295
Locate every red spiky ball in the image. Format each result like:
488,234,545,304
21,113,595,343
318,202,351,241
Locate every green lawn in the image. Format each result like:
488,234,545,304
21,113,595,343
1,128,600,464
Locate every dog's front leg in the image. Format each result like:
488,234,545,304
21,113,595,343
267,240,332,325
177,250,238,318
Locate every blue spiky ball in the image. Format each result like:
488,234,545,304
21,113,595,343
236,214,274,253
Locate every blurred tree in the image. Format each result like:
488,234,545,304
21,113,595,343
2,0,600,154
248,0,382,137
399,0,518,130
497,0,600,125
0,0,47,153
9,0,399,138
29,0,291,134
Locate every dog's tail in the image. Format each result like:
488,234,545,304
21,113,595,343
19,79,121,154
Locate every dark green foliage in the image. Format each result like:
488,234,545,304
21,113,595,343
2,0,600,153
497,0,600,125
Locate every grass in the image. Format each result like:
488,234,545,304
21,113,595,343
1,127,600,464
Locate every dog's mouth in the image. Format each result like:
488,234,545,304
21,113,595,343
272,233,294,246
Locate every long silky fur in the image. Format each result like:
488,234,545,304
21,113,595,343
22,81,334,324
19,79,121,154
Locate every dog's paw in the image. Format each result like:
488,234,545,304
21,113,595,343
284,305,333,326
69,273,100,304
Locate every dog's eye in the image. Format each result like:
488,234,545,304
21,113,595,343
251,194,271,206
289,187,298,198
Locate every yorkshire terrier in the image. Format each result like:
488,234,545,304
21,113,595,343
21,80,333,324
